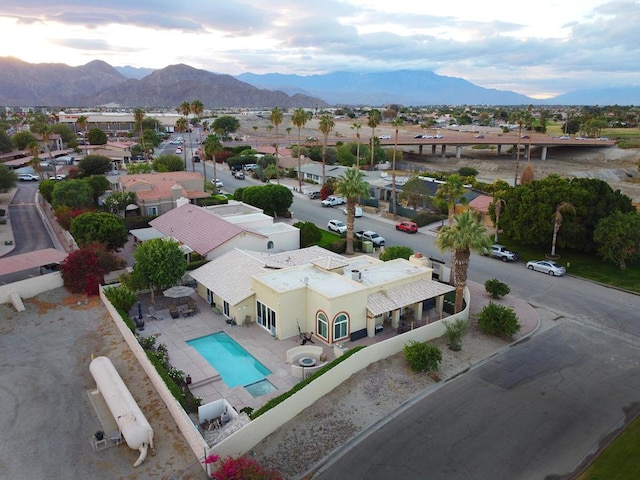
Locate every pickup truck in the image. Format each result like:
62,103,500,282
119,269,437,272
321,195,346,207
355,230,386,247
485,244,517,262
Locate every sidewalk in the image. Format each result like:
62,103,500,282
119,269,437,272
0,188,17,257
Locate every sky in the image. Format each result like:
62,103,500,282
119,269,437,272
0,0,639,99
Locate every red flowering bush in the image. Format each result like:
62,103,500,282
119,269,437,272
204,454,281,480
61,243,125,295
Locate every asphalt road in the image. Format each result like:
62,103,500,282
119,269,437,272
311,320,640,479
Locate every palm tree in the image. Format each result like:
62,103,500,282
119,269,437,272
27,141,42,180
76,115,88,154
204,134,223,193
334,168,370,255
190,99,204,150
551,202,576,257
351,122,362,169
292,108,311,192
390,118,403,218
134,108,146,159
270,107,284,184
493,198,506,242
435,174,467,226
286,127,292,145
175,117,189,170
513,110,528,186
39,125,53,166
318,114,335,185
179,101,194,165
436,211,492,313
367,109,381,169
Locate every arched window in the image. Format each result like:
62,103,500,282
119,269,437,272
333,313,348,341
267,241,274,249
316,312,328,340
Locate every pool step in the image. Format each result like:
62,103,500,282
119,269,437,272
189,375,221,389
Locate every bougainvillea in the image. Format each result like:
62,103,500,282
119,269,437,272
61,243,125,295
204,454,282,480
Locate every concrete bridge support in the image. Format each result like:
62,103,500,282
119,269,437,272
441,145,447,158
456,146,462,158
541,146,548,160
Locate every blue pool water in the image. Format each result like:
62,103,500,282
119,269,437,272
187,332,272,388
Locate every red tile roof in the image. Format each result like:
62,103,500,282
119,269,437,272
468,194,493,214
120,172,207,201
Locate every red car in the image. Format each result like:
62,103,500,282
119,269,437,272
396,221,418,233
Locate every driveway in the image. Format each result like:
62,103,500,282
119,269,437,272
0,287,203,480
311,319,640,479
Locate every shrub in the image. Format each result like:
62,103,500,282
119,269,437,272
327,239,347,254
477,302,521,338
103,285,137,312
443,319,468,351
413,211,445,227
484,278,511,299
294,221,322,247
403,340,442,373
458,167,478,177
204,454,282,480
379,245,414,261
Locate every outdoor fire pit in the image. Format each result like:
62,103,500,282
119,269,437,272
299,357,316,367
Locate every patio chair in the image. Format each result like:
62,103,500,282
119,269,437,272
169,304,180,319
187,299,197,313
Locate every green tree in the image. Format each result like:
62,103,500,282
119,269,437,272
38,179,56,203
318,114,335,185
179,101,194,167
153,154,185,172
126,162,153,174
12,131,37,150
211,116,241,139
76,114,88,154
203,134,223,190
436,211,492,313
51,179,94,209
270,107,284,184
367,109,381,168
87,128,107,145
293,221,322,247
333,168,370,254
0,130,14,153
0,165,17,192
78,155,112,176
390,118,404,218
351,122,362,169
240,184,293,217
292,108,311,192
134,108,147,158
132,238,187,303
434,174,468,225
190,99,205,146
594,211,640,269
399,176,429,210
175,116,189,170
379,245,414,261
70,212,128,250
103,191,136,215
86,175,110,203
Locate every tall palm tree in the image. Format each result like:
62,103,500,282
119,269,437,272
513,110,527,186
493,198,506,242
76,115,88,154
292,108,311,192
436,211,492,313
175,117,189,170
204,134,223,193
390,118,403,218
318,114,335,186
134,108,146,159
179,101,194,166
27,141,42,180
39,125,53,166
435,174,467,225
351,122,362,169
367,109,381,168
334,168,370,255
551,202,576,256
270,107,284,184
190,99,204,150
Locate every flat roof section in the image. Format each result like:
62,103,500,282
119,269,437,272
0,248,67,276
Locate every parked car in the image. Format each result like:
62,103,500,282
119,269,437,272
243,164,258,171
413,134,424,138
526,260,566,276
327,219,347,234
232,170,245,179
395,221,418,233
192,155,201,163
307,191,321,199
321,195,346,207
18,173,39,181
355,230,385,247
378,135,391,139
169,139,183,145
54,174,67,180
175,147,183,154
211,179,223,188
342,206,363,217
475,134,485,139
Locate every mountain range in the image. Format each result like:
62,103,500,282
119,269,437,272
1,57,639,107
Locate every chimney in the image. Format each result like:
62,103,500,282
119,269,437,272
409,252,429,268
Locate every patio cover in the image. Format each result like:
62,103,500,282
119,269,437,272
367,278,455,317
0,248,67,276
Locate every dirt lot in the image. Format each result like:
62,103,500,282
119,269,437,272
0,288,203,480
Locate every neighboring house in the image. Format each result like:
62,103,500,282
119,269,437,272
136,201,299,260
189,248,454,345
96,140,139,166
467,194,494,227
116,171,208,216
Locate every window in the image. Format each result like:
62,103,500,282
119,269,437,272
267,241,274,249
333,313,348,341
256,301,277,335
147,206,158,216
223,301,230,318
316,312,328,340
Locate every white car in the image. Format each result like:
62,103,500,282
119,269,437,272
327,219,347,234
343,206,363,217
526,260,566,276
378,135,391,139
18,173,39,181
211,179,223,188
169,139,183,145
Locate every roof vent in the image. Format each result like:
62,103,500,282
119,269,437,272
351,270,361,282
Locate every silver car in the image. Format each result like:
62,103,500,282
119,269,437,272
526,260,566,276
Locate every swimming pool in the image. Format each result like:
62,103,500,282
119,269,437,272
187,332,274,391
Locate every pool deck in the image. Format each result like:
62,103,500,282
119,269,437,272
140,295,340,412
